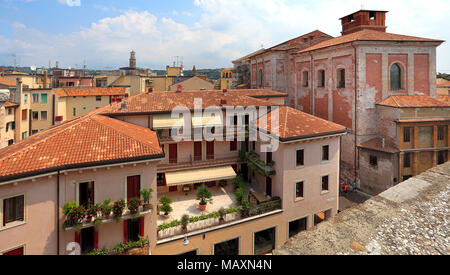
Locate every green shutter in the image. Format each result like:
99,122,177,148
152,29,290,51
41,93,48,103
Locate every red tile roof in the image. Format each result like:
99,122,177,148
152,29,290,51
437,95,450,105
358,138,399,154
0,112,163,182
2,101,19,108
437,78,450,87
297,29,443,54
53,87,126,97
0,77,17,87
377,95,450,108
100,89,286,115
257,106,347,141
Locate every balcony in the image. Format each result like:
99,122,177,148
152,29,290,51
241,151,276,176
156,181,282,242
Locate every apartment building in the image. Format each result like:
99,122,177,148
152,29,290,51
0,101,19,148
0,89,346,255
234,9,448,194
24,87,128,134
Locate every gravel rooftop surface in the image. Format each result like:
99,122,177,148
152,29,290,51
275,162,450,255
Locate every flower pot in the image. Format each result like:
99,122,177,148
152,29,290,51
219,219,225,225
199,203,207,211
181,228,187,234
143,204,151,212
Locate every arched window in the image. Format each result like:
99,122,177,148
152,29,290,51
259,69,263,88
390,63,402,90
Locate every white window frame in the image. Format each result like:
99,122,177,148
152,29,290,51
212,236,241,255
294,181,305,202
295,147,305,169
0,193,27,231
321,144,331,164
320,174,330,195
252,226,277,255
287,216,309,240
75,180,97,206
124,173,143,204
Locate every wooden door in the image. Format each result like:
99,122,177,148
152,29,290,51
194,142,202,161
169,144,178,163
206,141,214,160
127,175,141,201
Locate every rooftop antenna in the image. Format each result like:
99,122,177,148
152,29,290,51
11,53,17,70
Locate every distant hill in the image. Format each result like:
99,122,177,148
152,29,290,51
0,66,226,80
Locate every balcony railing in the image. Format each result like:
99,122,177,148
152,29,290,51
241,151,276,176
156,197,281,241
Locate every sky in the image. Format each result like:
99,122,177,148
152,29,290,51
0,0,449,71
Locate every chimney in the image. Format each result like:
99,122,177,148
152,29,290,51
176,85,183,93
340,10,388,35
222,89,228,95
148,88,153,94
220,99,227,106
43,71,49,89
14,78,22,104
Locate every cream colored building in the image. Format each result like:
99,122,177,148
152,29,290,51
24,87,128,135
169,76,215,91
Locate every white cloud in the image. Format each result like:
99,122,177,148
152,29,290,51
58,0,81,7
3,0,450,71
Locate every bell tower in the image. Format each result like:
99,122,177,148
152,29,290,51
129,50,136,69
340,10,388,35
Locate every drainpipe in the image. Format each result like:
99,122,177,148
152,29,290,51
309,52,314,115
57,170,60,255
351,42,358,183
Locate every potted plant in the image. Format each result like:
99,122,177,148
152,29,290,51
127,197,142,216
63,201,86,229
218,208,226,225
100,199,112,219
181,214,189,234
112,199,126,222
156,204,161,215
196,185,212,211
159,196,172,206
160,203,173,216
86,204,100,223
140,188,154,211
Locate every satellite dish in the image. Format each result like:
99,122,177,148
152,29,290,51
30,66,36,71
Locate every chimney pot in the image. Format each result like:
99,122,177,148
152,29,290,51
148,88,153,93
176,85,183,93
220,99,227,106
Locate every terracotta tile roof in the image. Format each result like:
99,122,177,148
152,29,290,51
358,138,399,154
297,29,443,54
377,95,450,108
53,87,126,97
437,78,450,87
0,112,163,182
256,106,347,141
100,89,286,115
0,77,17,87
222,68,233,72
437,95,450,105
437,88,449,96
2,101,19,108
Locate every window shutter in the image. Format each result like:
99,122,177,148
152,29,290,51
123,220,128,244
3,199,6,226
90,182,95,206
139,217,145,238
75,232,81,245
94,229,99,250
17,196,24,221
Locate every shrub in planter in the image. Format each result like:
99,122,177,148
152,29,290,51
160,203,173,216
100,199,112,219
112,199,126,222
140,188,154,211
127,197,142,216
196,185,212,211
159,196,172,206
62,202,86,229
218,208,226,225
181,214,189,234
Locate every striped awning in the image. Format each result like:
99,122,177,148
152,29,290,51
191,114,223,128
165,166,236,186
152,114,185,129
